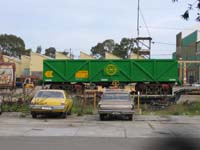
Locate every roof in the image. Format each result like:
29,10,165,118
105,52,121,59
79,51,95,59
31,52,52,59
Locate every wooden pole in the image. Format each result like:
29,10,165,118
179,61,183,82
183,62,187,85
94,92,97,111
137,91,140,109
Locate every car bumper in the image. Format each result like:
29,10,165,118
98,109,134,115
30,105,65,112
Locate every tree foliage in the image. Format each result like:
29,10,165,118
0,34,25,58
36,46,42,54
91,39,115,59
45,47,56,58
172,0,200,21
113,38,135,59
23,49,32,56
91,38,136,59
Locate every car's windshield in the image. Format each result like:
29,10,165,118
102,93,130,101
34,91,64,98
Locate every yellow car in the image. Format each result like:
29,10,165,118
30,89,73,118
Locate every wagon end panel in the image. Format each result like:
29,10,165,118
132,59,179,83
43,60,67,83
155,60,179,83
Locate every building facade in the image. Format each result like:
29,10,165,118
2,51,73,79
176,29,200,83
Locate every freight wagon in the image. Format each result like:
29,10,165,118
43,59,179,95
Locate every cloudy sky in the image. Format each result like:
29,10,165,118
0,0,199,58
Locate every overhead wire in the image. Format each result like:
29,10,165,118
139,7,151,37
140,26,197,31
152,41,175,46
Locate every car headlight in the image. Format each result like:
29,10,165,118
61,102,65,106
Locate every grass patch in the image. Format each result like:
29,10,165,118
72,104,94,116
2,103,30,113
142,102,200,116
1,96,95,117
71,96,95,116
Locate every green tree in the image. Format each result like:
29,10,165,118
45,47,56,58
172,0,200,21
0,34,25,58
112,43,123,58
23,49,32,56
91,38,136,59
36,46,42,54
91,39,115,58
113,38,135,59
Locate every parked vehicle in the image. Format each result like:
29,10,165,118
98,89,134,121
23,77,34,89
16,75,41,88
30,89,73,118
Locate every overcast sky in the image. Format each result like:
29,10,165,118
0,0,199,58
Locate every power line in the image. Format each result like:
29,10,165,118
139,8,151,37
152,41,175,46
151,54,173,56
153,41,198,49
140,26,198,31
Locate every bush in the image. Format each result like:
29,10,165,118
2,104,30,113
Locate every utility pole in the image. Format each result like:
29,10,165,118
136,0,140,59
136,0,151,59
69,48,72,59
137,0,140,38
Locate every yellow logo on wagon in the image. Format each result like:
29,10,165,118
45,71,53,78
75,70,88,79
104,64,118,76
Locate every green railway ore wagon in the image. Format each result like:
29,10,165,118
43,59,179,84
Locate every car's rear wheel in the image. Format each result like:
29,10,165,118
67,108,72,115
61,111,67,118
0,105,2,115
99,114,106,121
127,114,133,121
31,113,37,118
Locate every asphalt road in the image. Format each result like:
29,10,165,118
1,113,200,138
0,137,199,150
1,113,200,150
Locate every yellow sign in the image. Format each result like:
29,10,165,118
75,70,88,79
104,64,117,76
45,71,53,78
